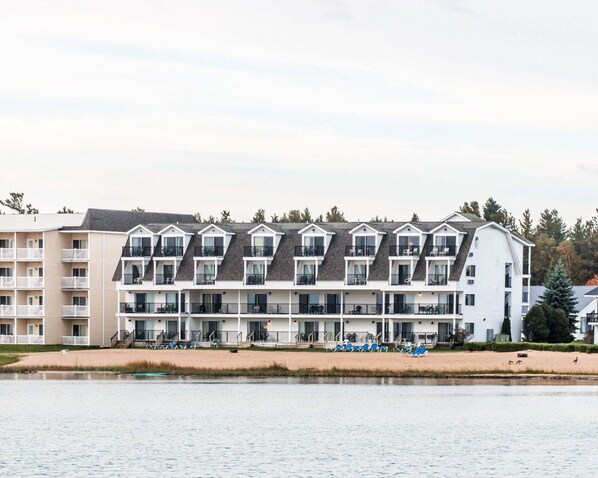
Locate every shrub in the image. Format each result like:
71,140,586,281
463,342,598,353
501,317,512,341
523,305,549,342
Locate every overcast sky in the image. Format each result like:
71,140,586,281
0,1,597,223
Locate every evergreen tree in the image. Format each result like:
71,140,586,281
219,210,234,224
539,258,578,330
522,305,550,342
300,208,312,223
410,212,420,222
325,206,346,222
482,197,504,223
541,305,573,343
537,209,567,242
251,209,266,223
0,192,38,214
131,207,145,212
57,207,74,214
519,209,534,240
460,201,481,217
500,317,512,341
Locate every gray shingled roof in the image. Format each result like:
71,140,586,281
69,209,197,232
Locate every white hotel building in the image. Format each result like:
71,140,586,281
114,211,533,347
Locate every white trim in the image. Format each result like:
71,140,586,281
392,223,428,234
156,224,193,236
247,224,284,235
125,225,156,235
429,222,466,235
348,223,385,235
297,223,334,236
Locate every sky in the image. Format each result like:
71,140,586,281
0,0,597,224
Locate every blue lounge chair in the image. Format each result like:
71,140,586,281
333,344,344,352
344,343,353,352
360,343,370,352
370,343,379,352
410,346,428,357
379,345,389,352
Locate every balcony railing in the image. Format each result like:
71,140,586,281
0,248,15,260
119,302,184,314
294,245,325,257
61,249,89,261
122,274,143,285
16,277,44,288
343,304,383,315
390,274,412,285
0,277,15,288
17,335,43,344
245,274,265,285
296,274,316,285
61,277,89,289
389,245,420,257
427,274,447,286
133,329,163,341
155,246,184,257
191,303,236,314
0,305,15,316
62,336,89,346
346,274,367,285
16,248,44,260
16,305,44,316
62,305,89,317
194,246,224,257
154,274,175,285
586,312,598,323
242,303,288,314
195,274,216,285
0,335,15,344
345,245,376,257
122,246,153,257
424,245,457,257
391,303,461,315
244,246,274,257
293,304,342,315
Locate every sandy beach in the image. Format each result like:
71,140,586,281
5,348,598,375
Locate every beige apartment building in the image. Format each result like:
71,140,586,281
0,209,195,346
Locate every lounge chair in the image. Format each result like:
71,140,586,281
370,343,379,352
410,346,428,357
379,345,389,352
360,343,370,352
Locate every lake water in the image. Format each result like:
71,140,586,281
1,374,597,477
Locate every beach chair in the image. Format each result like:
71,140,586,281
379,345,389,352
333,344,344,352
344,343,353,352
370,343,379,352
360,343,370,352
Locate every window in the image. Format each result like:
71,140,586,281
466,265,476,277
73,324,88,337
465,294,475,306
0,239,11,248
72,239,87,249
465,323,475,335
72,268,86,277
0,324,12,335
73,296,87,306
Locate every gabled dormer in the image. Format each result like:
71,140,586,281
154,224,193,258
426,223,466,258
295,224,334,257
390,223,426,257
123,225,156,258
244,224,284,258
345,223,385,257
195,224,235,258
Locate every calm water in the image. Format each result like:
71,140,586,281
1,375,597,477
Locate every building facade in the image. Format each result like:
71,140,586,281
114,211,533,346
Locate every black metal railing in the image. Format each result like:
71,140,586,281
346,274,367,285
122,274,143,285
390,274,412,285
247,331,270,342
343,304,383,315
245,274,265,285
586,312,598,323
389,245,420,257
394,332,438,344
427,274,448,285
391,303,461,315
243,303,288,314
294,245,325,257
345,245,376,257
292,304,342,314
424,245,457,257
191,303,236,314
243,246,274,257
133,329,162,341
296,274,316,285
154,274,175,285
195,274,216,285
194,246,224,257
155,246,184,257
120,302,183,314
122,246,152,257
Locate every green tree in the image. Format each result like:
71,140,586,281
540,258,578,330
531,234,558,285
0,192,39,214
542,305,573,343
300,208,312,222
460,201,481,217
501,317,512,341
131,207,145,212
219,210,234,224
537,208,567,243
57,207,74,214
482,197,504,223
270,214,280,223
279,210,302,223
325,206,346,222
410,212,420,222
251,209,266,223
519,209,534,240
370,215,392,222
522,305,550,342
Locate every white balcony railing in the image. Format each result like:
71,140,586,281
0,277,15,288
16,277,44,288
61,277,89,289
0,305,15,316
16,248,44,260
62,305,89,317
17,335,43,344
0,248,15,260
0,335,15,344
16,305,44,316
62,336,89,346
61,249,90,261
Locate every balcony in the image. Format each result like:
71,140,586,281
16,277,44,288
122,246,153,257
195,274,216,285
343,304,383,315
194,246,224,257
346,274,367,285
293,304,342,315
16,335,43,344
294,245,325,257
16,248,44,260
155,274,175,285
191,303,236,314
427,274,447,286
0,277,15,288
62,305,89,317
245,274,265,285
122,274,143,285
0,305,15,316
389,245,420,257
155,246,185,258
61,249,89,261
0,335,15,344
244,246,274,257
119,302,184,314
62,336,89,346
586,312,598,324
0,248,15,260
391,303,461,315
296,274,316,285
390,274,412,286
16,305,44,316
424,245,457,257
345,245,376,257
241,303,288,314
61,277,89,289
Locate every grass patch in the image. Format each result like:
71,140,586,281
0,345,99,354
0,354,19,366
464,342,598,353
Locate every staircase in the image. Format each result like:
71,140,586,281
110,330,134,349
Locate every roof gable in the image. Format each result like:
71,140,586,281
392,223,427,234
298,223,334,235
349,223,385,235
157,224,193,235
247,224,285,235
430,223,466,235
126,225,155,235
198,224,235,236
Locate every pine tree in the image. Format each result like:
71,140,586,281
539,258,578,330
519,209,534,240
0,192,39,214
523,305,549,342
501,317,512,341
537,209,566,242
460,201,481,217
482,197,504,223
325,206,346,222
219,210,234,224
542,305,573,343
411,212,420,222
251,209,266,223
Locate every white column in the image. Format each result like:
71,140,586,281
237,290,241,339
381,292,386,342
340,290,344,338
288,289,292,343
177,290,182,339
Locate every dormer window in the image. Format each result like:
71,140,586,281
162,236,183,257
354,235,375,256
203,236,224,257
301,235,324,256
130,236,152,257
250,235,274,257
398,235,420,256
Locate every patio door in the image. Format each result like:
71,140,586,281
438,322,453,342
135,293,146,313
248,293,267,313
326,294,340,314
300,321,319,341
202,320,220,341
376,321,389,340
135,320,146,340
394,322,413,341
248,321,267,341
27,324,35,335
324,321,340,340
